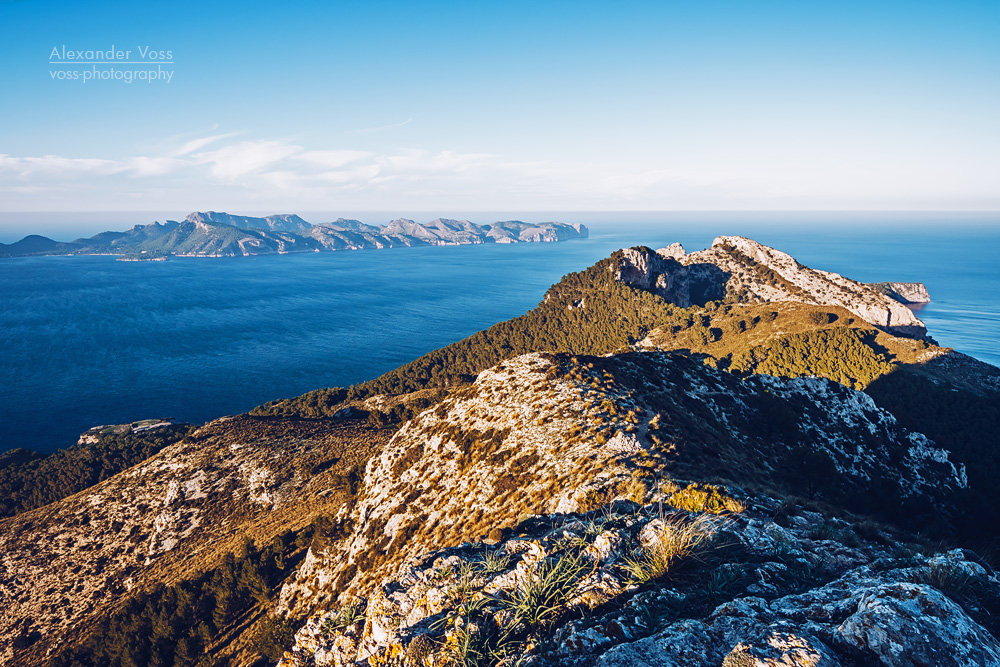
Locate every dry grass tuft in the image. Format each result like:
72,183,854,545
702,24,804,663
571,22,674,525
666,483,745,514
622,475,649,504
622,517,719,584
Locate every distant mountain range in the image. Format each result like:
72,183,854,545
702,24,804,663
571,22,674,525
0,212,589,258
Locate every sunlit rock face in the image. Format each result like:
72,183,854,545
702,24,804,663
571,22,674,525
609,237,926,336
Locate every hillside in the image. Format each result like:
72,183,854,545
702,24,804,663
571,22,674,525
255,238,979,412
274,349,966,608
0,420,192,519
1,236,998,667
1,416,396,666
273,349,993,667
0,234,80,257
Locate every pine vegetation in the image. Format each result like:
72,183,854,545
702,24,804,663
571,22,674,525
0,424,192,519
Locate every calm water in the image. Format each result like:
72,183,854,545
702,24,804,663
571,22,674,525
2,218,998,454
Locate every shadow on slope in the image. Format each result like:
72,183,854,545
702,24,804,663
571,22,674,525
867,359,1000,548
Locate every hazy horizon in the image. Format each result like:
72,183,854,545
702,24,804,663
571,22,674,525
2,210,999,245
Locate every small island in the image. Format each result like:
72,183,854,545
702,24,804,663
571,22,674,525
116,250,170,262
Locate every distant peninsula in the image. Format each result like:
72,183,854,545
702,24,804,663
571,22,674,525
0,212,589,258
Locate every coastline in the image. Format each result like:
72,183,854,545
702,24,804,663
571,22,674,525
2,224,997,456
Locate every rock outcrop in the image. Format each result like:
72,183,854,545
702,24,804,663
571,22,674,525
609,237,926,336
279,491,1000,667
868,281,932,305
186,211,314,234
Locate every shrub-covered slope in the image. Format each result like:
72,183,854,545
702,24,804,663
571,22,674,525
256,237,976,418
253,240,1000,546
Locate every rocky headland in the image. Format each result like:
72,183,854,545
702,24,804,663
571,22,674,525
611,238,927,336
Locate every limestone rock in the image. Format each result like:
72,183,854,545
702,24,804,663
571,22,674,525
278,474,1000,667
838,582,1000,666
721,631,842,667
609,237,927,336
868,281,931,304
657,243,687,261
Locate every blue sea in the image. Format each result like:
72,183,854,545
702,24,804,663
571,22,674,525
1,215,998,455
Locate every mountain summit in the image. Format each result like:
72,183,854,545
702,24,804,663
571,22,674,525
185,212,314,234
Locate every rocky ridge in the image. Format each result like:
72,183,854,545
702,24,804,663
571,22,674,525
867,282,932,305
187,212,315,234
2,236,998,667
272,349,971,663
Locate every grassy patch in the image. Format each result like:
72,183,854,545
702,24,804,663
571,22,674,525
666,483,745,514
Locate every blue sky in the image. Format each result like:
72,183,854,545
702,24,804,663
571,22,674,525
0,0,998,229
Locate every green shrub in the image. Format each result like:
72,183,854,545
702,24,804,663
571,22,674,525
747,327,894,389
446,623,503,667
250,387,348,418
321,599,367,636
477,550,512,575
254,616,297,662
505,553,590,628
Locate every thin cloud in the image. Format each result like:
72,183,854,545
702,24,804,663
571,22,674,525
381,149,496,172
170,132,244,157
0,154,127,177
350,118,413,134
192,140,303,180
0,143,755,210
296,149,373,168
126,156,189,177
318,164,381,184
8,130,991,211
